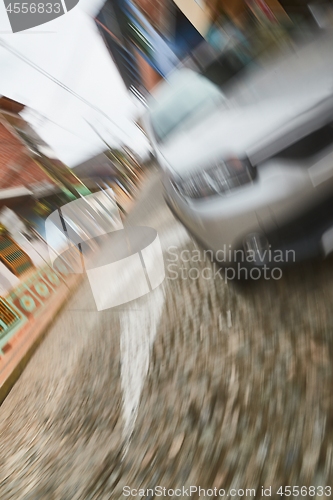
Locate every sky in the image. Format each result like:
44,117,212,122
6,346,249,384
0,0,149,167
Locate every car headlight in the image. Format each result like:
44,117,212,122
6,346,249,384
172,158,256,199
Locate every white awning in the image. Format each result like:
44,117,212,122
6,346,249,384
0,186,33,200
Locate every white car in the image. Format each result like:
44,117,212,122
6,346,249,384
143,33,333,275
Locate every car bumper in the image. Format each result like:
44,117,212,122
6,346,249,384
164,162,332,267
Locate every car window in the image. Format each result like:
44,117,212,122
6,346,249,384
149,72,226,143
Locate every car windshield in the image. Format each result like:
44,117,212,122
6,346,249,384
149,71,226,143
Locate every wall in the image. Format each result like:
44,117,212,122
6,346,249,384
134,0,171,32
172,0,212,35
0,121,55,190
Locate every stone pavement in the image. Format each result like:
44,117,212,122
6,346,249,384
0,171,332,499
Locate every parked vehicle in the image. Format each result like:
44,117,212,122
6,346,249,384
143,33,333,274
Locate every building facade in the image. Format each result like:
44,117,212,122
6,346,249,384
0,97,57,205
96,0,331,99
96,0,204,95
0,96,90,285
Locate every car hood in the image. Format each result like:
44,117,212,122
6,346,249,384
159,86,333,178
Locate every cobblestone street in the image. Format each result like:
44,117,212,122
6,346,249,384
0,171,333,499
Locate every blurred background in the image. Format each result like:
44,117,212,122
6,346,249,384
0,0,333,499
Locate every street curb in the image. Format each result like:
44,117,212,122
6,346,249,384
0,274,83,405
